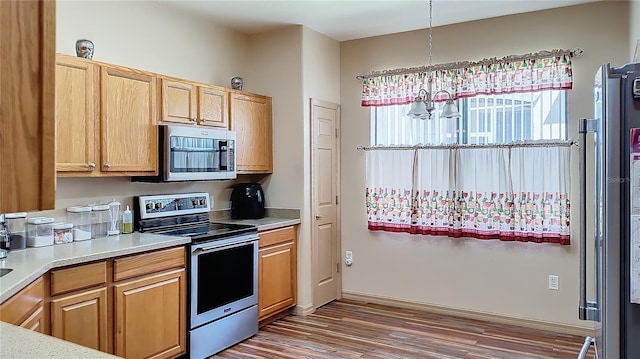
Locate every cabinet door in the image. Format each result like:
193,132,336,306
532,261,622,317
51,287,109,352
0,276,48,334
114,269,186,359
198,86,228,128
258,241,296,319
161,79,197,125
229,93,273,173
19,305,47,333
55,55,99,173
0,0,55,212
101,66,158,174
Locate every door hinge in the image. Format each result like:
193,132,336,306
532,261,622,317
336,196,339,205
335,128,338,138
337,262,340,273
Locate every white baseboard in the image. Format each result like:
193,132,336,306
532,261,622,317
342,290,594,337
293,303,315,316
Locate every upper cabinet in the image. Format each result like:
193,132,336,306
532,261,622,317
229,92,273,174
198,86,228,128
55,55,158,177
101,65,158,174
56,56,99,172
160,79,197,125
0,0,55,212
160,78,228,128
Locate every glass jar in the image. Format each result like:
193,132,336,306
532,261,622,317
27,217,54,247
92,205,110,238
53,223,74,244
5,212,27,250
67,206,92,241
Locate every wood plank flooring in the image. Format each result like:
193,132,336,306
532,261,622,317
214,299,594,359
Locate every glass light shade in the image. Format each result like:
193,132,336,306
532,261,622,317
440,99,461,118
406,98,430,119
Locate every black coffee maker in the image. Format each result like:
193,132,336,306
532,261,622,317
230,183,265,219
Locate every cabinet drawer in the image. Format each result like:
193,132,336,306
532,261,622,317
0,277,45,325
114,246,185,281
51,262,106,296
259,226,296,248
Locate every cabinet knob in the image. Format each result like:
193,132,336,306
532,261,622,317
88,162,96,169
200,118,206,123
104,163,111,169
190,118,197,122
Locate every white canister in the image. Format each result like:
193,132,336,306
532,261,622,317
27,217,55,247
67,206,92,241
53,223,74,244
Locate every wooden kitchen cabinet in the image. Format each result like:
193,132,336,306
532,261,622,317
160,79,197,125
113,246,186,359
0,0,55,212
51,288,109,352
258,226,297,326
100,65,158,174
50,261,109,352
114,269,186,359
161,78,228,128
55,55,99,172
229,92,273,174
55,55,158,176
198,85,228,128
0,276,49,334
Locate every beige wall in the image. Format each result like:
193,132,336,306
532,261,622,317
48,0,251,220
244,26,340,311
632,0,640,60
339,1,629,329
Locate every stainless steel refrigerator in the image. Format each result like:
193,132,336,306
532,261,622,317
578,62,640,358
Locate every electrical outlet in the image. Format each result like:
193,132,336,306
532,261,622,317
548,275,559,290
345,250,353,266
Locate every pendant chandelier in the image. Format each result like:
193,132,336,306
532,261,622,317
407,0,461,120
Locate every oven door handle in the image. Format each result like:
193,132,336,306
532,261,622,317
192,238,257,254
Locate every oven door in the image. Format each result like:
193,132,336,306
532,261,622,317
190,234,258,329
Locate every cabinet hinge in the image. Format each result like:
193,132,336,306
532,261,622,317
335,128,338,138
336,196,339,205
337,263,340,273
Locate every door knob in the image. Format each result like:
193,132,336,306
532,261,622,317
315,214,323,220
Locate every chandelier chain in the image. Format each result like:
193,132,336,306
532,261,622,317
427,0,433,92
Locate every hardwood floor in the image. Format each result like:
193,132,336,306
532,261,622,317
214,299,594,359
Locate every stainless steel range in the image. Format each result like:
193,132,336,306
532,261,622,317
134,192,258,359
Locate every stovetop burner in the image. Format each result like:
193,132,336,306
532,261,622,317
157,222,257,242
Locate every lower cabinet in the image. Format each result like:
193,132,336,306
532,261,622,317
114,269,186,359
258,226,297,325
0,246,186,359
0,276,49,334
51,287,109,352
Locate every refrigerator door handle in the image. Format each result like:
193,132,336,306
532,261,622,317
578,118,599,322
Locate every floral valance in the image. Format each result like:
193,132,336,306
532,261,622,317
360,49,575,107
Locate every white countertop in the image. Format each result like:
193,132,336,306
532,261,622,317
0,232,190,303
212,217,301,232
0,322,121,359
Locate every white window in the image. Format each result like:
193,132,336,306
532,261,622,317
370,90,567,146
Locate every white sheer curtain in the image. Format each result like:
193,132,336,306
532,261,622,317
364,144,572,245
365,149,415,232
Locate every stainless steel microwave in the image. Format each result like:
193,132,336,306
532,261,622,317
133,125,236,182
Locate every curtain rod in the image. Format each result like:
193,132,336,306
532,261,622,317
355,48,583,80
356,140,577,151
